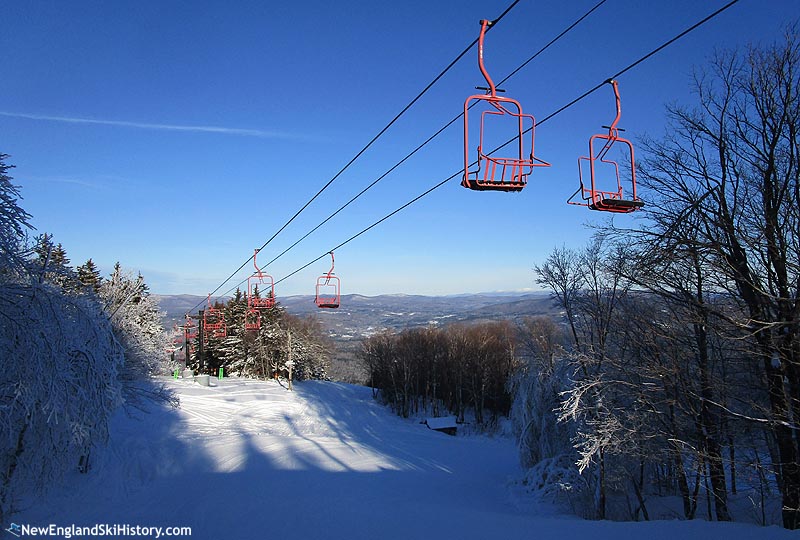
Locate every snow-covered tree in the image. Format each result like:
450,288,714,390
0,154,32,272
0,153,175,523
508,316,571,468
198,294,331,383
211,289,248,376
0,281,124,522
284,314,331,381
99,263,170,404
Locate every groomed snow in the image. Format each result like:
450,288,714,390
21,378,794,539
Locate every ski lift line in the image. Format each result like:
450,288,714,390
205,0,740,303
263,112,461,270
257,0,611,270
265,0,744,290
214,112,463,301
185,0,524,315
611,0,740,83
495,0,609,87
196,100,463,309
253,0,522,252
215,169,450,298
273,173,456,288
548,0,741,126
483,0,742,160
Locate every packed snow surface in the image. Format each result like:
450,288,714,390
24,378,793,539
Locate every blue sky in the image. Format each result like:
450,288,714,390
1,0,795,297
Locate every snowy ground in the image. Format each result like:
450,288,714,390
20,378,794,539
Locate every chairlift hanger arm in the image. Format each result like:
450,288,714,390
325,251,335,280
477,19,497,97
605,79,623,137
253,248,264,279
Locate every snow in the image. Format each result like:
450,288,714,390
20,378,794,539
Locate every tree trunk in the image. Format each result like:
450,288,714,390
763,348,800,529
631,461,650,521
729,439,737,495
694,314,731,521
598,448,607,520
672,445,692,519
0,421,28,523
689,462,702,520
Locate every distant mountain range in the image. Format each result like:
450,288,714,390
153,291,561,382
154,291,560,338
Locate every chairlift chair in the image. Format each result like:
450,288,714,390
315,251,340,309
568,79,644,213
171,327,184,347
184,314,198,341
203,294,227,340
248,249,275,310
244,308,261,332
462,19,549,192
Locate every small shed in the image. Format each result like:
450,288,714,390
424,416,458,436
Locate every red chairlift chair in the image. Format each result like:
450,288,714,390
462,19,549,192
248,249,275,310
203,294,227,340
568,79,644,213
184,314,198,341
171,325,184,348
315,251,340,309
244,308,261,332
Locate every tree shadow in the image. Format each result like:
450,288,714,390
21,379,522,539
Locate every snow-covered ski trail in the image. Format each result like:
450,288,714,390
22,378,793,540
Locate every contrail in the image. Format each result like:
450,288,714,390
0,111,296,139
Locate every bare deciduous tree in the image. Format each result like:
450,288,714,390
601,27,800,528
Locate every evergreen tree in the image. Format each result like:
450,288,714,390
32,233,78,290
212,289,247,376
76,258,102,293
52,242,69,267
33,233,55,274
204,292,331,382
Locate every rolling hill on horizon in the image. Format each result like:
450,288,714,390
154,291,559,335
154,291,561,382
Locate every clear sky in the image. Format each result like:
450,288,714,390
1,0,795,298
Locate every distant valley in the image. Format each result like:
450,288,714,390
154,291,561,381
155,291,560,339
